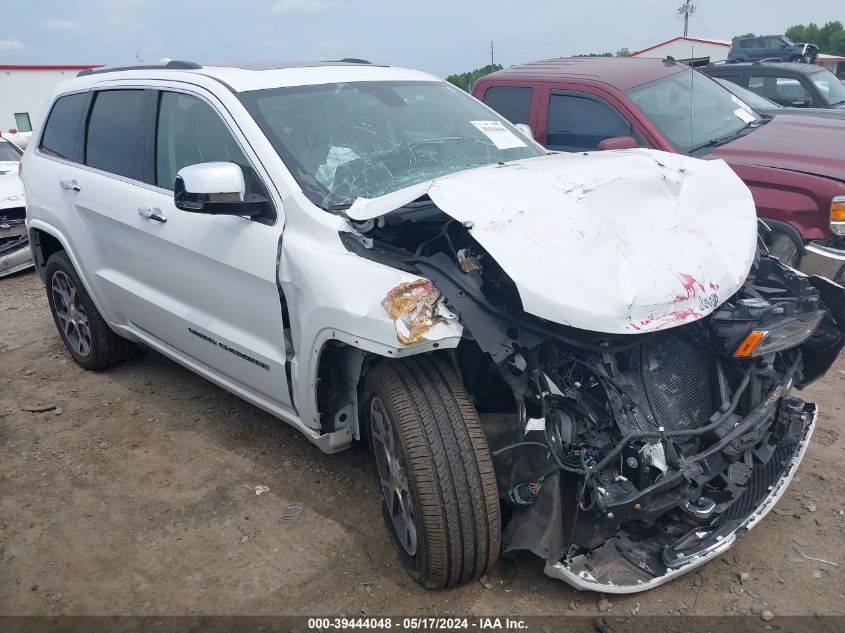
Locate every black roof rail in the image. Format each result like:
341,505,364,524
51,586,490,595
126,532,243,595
77,60,202,77
336,58,372,64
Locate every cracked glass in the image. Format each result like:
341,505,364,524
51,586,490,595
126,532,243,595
239,81,543,211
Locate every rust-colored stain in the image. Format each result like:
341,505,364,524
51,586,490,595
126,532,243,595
382,279,446,345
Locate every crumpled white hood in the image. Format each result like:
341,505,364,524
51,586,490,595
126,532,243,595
348,149,758,334
0,164,25,211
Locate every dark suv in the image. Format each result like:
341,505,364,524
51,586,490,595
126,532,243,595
701,62,845,109
727,35,818,64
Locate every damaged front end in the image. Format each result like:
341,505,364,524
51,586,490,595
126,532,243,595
0,205,33,278
1,158,32,279
342,185,845,593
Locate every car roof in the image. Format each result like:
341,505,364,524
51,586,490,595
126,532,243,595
68,60,441,93
706,62,823,74
736,35,786,40
478,57,687,91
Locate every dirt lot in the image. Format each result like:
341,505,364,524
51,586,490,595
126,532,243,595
1,269,844,621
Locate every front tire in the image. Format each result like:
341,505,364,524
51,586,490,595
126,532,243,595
363,356,501,589
45,251,136,370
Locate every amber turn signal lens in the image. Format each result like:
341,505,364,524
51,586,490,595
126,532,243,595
734,330,766,357
831,199,845,223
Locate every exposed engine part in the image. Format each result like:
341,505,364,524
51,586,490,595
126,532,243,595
340,196,845,592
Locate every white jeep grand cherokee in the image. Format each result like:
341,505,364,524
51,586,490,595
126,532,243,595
21,60,845,593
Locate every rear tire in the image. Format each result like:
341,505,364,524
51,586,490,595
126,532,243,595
363,355,501,589
45,251,136,370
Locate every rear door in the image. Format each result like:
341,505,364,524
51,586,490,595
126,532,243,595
479,85,535,127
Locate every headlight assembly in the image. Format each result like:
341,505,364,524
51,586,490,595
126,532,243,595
734,312,825,358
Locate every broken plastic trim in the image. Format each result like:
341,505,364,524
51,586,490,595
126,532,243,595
544,402,816,594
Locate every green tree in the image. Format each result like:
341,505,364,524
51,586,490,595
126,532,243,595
615,48,630,57
574,52,613,57
732,32,756,42
785,21,845,55
445,64,503,92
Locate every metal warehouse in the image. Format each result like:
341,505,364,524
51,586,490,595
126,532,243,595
0,65,99,135
630,36,731,66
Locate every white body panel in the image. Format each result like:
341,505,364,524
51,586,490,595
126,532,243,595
1,149,33,277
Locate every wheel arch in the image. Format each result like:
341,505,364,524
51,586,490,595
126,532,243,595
306,327,463,449
29,224,67,281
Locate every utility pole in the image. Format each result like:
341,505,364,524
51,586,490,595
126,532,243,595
678,0,695,37
490,41,494,71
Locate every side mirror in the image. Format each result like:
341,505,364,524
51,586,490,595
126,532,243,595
174,162,268,217
514,123,534,140
597,136,639,151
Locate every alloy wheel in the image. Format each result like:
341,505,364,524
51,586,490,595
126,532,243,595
51,270,91,357
370,396,418,557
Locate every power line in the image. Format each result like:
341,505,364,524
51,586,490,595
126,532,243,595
497,0,668,60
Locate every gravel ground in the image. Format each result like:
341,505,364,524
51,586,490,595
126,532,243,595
1,269,844,622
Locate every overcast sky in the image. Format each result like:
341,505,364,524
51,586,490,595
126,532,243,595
3,0,842,77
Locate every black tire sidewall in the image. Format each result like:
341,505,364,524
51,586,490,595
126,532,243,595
362,377,429,581
45,252,105,369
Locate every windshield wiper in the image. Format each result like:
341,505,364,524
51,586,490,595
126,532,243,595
687,120,763,154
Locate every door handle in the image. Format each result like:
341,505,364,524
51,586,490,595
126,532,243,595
59,179,81,192
138,207,167,223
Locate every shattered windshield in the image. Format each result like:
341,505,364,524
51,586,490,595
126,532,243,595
627,68,763,153
239,80,543,210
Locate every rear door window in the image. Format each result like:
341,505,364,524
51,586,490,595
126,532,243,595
85,89,148,180
546,91,636,152
481,86,533,125
748,74,812,106
40,93,89,161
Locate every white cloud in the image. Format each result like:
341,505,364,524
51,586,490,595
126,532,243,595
272,0,331,14
45,18,84,32
0,38,25,52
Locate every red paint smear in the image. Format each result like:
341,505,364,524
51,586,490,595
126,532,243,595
709,282,720,291
676,273,705,298
635,308,703,332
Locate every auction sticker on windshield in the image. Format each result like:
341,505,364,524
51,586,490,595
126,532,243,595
470,120,527,150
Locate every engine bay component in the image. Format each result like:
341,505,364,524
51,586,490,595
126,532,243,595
341,193,845,593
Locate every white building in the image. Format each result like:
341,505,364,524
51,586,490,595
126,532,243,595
630,36,731,66
0,65,99,135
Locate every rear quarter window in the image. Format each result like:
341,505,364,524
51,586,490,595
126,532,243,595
85,89,148,181
481,86,533,125
40,92,88,161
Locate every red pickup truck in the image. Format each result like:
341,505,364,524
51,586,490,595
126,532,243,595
473,57,845,281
